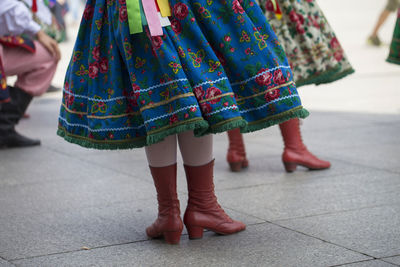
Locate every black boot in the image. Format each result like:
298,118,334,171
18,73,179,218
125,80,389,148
0,87,40,148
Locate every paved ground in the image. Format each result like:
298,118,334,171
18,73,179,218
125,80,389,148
1,0,400,266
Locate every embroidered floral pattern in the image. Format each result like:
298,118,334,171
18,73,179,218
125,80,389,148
58,0,307,149
258,0,354,86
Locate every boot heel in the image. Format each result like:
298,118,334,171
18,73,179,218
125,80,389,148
186,225,204,239
229,162,243,172
163,231,182,244
283,162,297,173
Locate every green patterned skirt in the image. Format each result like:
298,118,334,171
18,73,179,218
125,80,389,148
387,8,400,65
258,0,354,87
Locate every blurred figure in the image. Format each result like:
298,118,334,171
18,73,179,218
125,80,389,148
67,0,84,25
368,0,400,46
0,0,60,148
387,8,400,64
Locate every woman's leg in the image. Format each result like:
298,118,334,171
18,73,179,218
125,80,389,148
177,131,246,239
144,135,183,244
145,134,177,167
279,118,330,172
177,130,213,166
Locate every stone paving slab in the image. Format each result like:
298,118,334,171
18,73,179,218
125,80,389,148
276,205,400,259
215,169,400,221
0,196,263,261
382,257,400,266
12,223,371,267
0,259,14,267
0,161,155,218
339,260,398,267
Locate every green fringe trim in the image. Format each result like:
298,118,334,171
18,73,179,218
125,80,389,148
242,107,309,134
316,68,355,85
146,119,209,145
295,67,355,88
57,127,147,150
386,57,400,65
197,117,248,136
57,107,308,150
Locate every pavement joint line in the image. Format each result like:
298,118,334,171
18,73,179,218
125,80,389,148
8,238,151,262
7,221,268,263
329,258,400,267
271,201,400,223
328,259,381,267
268,220,377,263
203,206,377,263
381,257,400,267
0,256,17,267
381,261,400,267
327,157,400,176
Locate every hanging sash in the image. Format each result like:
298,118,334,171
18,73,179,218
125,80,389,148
126,0,171,36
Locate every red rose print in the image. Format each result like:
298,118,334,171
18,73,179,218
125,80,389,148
174,3,189,20
333,50,343,61
132,83,140,91
83,5,94,20
255,68,272,86
200,103,212,114
330,37,340,49
119,5,128,22
205,86,222,104
170,19,182,34
273,69,285,85
88,62,99,79
99,58,108,73
92,46,100,61
190,107,197,112
193,86,205,100
224,35,232,42
232,0,245,14
64,93,74,106
169,114,179,124
296,24,305,34
264,89,280,102
151,36,163,50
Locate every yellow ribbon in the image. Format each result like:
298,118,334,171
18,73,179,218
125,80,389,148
157,0,171,16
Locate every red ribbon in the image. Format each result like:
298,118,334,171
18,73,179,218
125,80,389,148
32,0,38,12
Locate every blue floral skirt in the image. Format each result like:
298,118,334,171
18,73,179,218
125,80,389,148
57,0,308,149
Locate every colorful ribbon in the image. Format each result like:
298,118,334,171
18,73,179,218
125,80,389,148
270,0,282,20
126,0,171,36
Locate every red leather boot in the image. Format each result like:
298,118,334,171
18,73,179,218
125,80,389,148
183,160,246,239
227,128,249,172
146,163,183,244
279,119,331,172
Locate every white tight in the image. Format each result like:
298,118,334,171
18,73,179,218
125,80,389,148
145,131,213,167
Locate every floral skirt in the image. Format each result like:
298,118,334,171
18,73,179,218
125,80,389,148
258,0,354,87
387,8,400,65
57,0,308,149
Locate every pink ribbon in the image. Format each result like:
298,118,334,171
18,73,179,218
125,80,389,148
142,0,163,36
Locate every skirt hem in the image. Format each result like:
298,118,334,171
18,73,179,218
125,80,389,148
242,107,309,133
296,67,355,88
